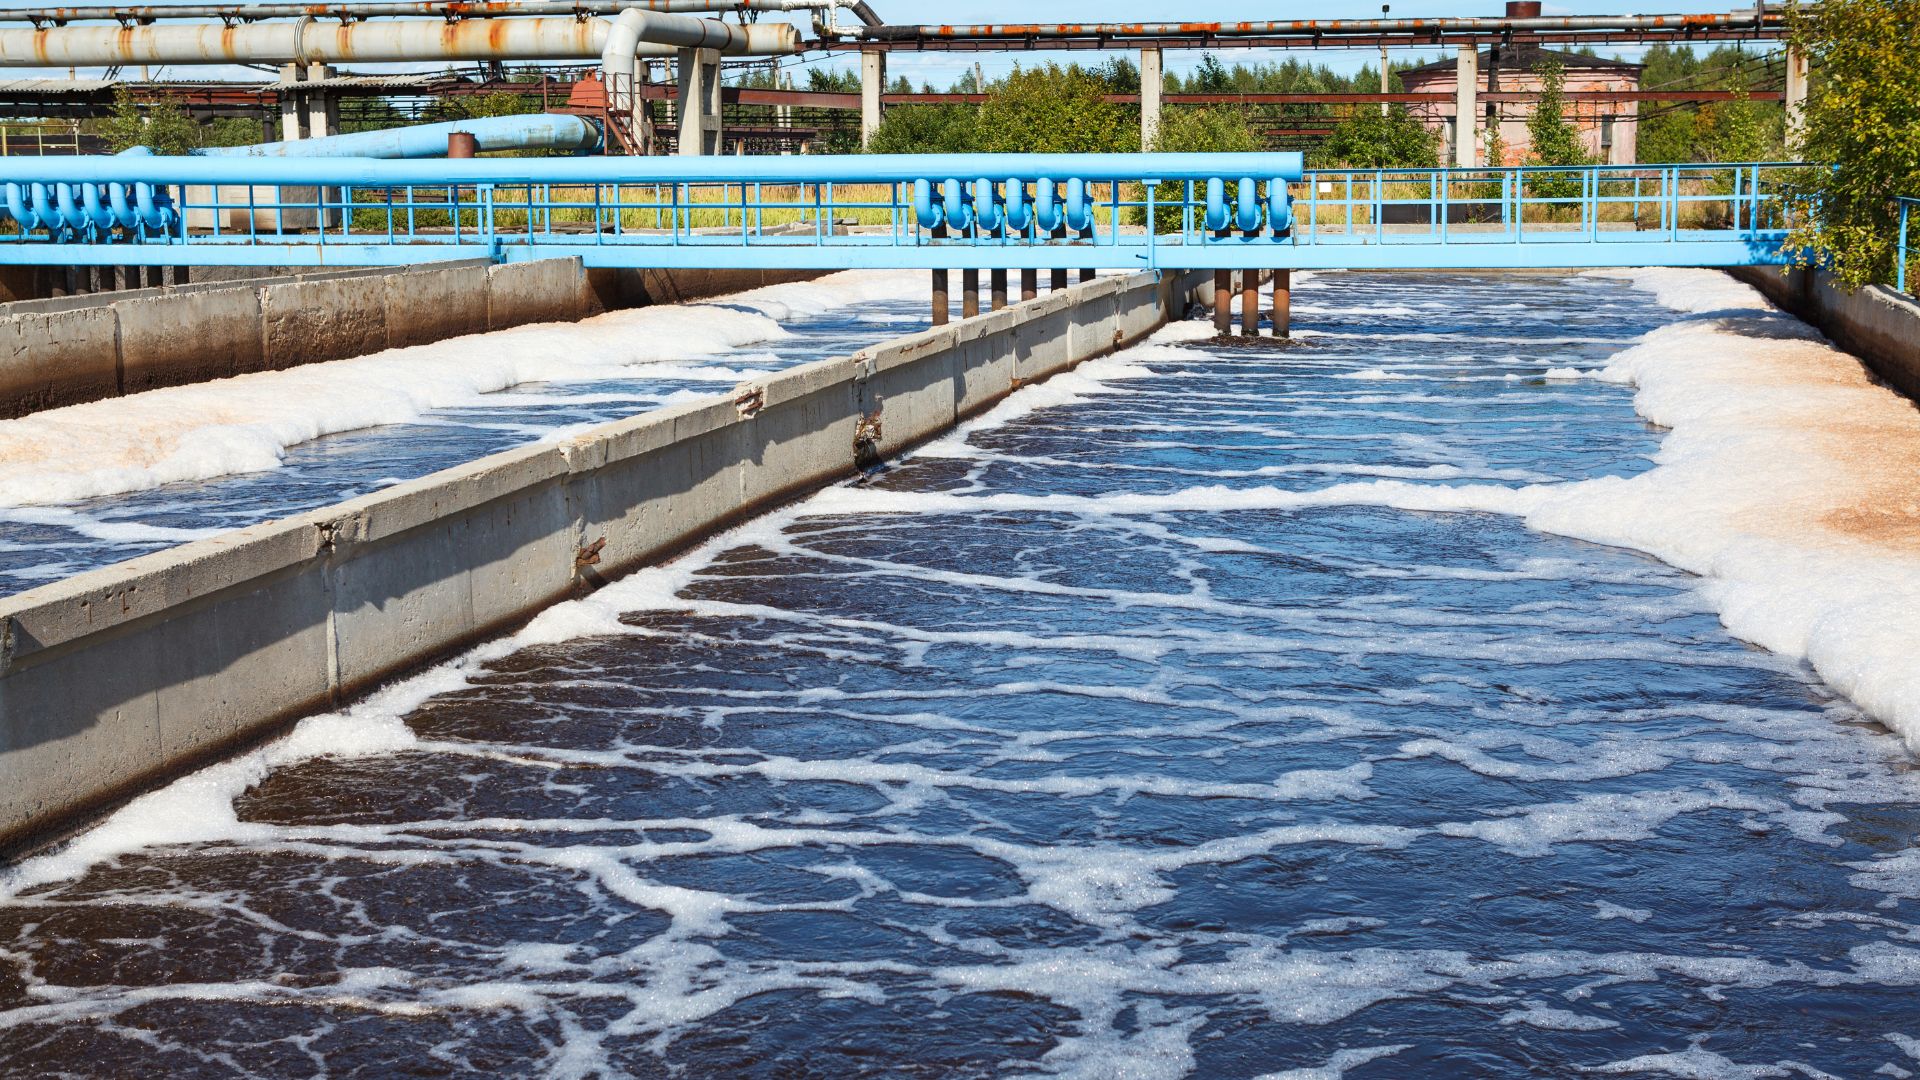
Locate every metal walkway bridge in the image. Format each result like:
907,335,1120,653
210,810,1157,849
0,152,1802,273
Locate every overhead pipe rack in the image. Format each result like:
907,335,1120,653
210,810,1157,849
0,1,880,27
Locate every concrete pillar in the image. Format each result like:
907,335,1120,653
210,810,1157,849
676,47,723,156
1272,269,1291,339
278,62,303,141
1454,46,1478,167
1784,44,1809,156
1140,46,1163,150
305,62,334,139
1212,269,1231,334
1379,44,1391,118
962,268,979,318
860,49,886,148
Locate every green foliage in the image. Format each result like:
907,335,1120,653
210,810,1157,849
807,68,861,94
866,104,981,155
1314,106,1439,169
98,86,203,154
975,64,1139,154
201,118,263,149
1635,44,1787,165
1524,56,1591,200
1144,106,1260,230
1785,0,1920,289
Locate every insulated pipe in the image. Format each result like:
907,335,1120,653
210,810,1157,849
197,113,600,157
0,13,796,67
0,1,848,22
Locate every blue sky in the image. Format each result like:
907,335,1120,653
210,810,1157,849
0,0,1763,83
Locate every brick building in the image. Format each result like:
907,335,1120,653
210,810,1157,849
1399,44,1644,166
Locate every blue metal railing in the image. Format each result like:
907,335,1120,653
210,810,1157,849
1898,196,1919,295
0,154,1808,273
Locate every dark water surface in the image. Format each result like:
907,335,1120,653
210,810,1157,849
0,295,928,596
5,272,1920,1078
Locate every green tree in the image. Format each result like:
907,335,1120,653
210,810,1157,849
1694,77,1781,164
867,104,981,155
1784,0,1920,289
98,86,202,154
1314,106,1440,168
1144,105,1260,230
974,64,1138,154
1525,56,1591,200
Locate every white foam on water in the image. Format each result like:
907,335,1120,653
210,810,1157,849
0,269,918,508
1513,268,1920,751
1250,1044,1413,1080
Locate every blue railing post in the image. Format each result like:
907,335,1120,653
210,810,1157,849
1900,198,1913,295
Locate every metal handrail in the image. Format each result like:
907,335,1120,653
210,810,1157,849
0,155,1808,273
1899,196,1919,296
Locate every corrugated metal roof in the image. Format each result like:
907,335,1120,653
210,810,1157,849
0,78,119,94
262,72,446,90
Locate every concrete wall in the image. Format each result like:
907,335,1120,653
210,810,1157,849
0,262,825,418
1730,266,1920,404
0,268,1220,857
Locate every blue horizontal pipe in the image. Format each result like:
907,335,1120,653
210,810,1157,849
195,114,602,159
0,151,1306,188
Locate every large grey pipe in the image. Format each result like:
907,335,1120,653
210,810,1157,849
0,1,848,23
195,113,600,157
0,12,797,66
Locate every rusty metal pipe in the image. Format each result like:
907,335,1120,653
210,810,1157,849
0,1,845,23
861,9,1780,40
0,12,795,67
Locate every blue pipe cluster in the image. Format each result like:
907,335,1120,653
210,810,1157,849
915,176,1103,237
915,174,1294,238
1,147,176,240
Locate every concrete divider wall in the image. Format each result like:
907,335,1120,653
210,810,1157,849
0,268,1220,855
1730,266,1920,403
0,262,831,418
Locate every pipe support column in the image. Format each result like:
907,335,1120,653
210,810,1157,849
962,268,979,318
990,268,1007,311
1213,269,1231,335
1454,45,1478,167
1140,46,1163,150
1784,44,1808,155
860,48,886,148
1020,268,1037,302
676,46,723,155
1272,269,1291,339
1241,272,1259,336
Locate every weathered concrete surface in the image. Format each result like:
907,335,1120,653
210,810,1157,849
262,274,392,369
0,259,601,418
116,285,266,390
385,263,490,350
0,306,121,413
0,268,1217,857
1731,266,1920,404
487,259,593,333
